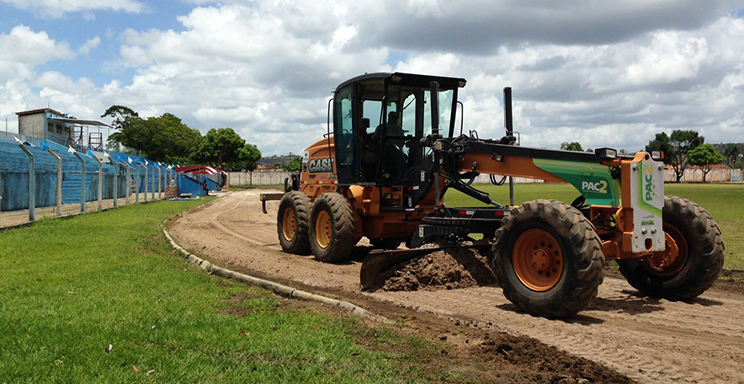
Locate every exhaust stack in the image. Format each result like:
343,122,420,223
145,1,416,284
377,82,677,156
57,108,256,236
504,87,513,136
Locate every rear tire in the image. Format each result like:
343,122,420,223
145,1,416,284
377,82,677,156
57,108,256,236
277,191,312,255
492,199,605,318
618,195,724,300
309,193,357,262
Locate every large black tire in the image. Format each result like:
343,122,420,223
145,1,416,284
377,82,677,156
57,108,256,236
309,193,357,262
492,199,605,318
277,191,312,255
618,195,724,300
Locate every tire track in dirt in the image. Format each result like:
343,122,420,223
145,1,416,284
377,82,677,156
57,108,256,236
169,190,744,384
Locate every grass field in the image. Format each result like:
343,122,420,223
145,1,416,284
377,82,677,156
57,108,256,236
0,200,475,383
445,183,744,270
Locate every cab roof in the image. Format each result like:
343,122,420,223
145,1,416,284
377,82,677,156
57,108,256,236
334,72,466,93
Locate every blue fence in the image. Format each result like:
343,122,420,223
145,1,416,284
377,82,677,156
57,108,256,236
0,137,175,217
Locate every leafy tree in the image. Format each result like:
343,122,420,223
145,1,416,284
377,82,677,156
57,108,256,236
286,157,302,172
560,142,583,151
234,143,261,171
688,144,724,183
668,130,704,183
722,143,740,167
102,105,140,150
645,132,675,165
192,128,261,171
102,105,139,130
108,112,202,163
585,148,593,153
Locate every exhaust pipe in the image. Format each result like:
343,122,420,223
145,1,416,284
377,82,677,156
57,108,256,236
504,87,513,136
430,81,440,138
504,87,515,206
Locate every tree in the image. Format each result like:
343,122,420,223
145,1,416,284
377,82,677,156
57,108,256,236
108,112,202,163
722,143,740,167
560,142,583,151
668,130,704,183
688,144,724,183
192,128,261,171
102,105,139,130
286,157,302,172
645,132,675,165
102,105,140,150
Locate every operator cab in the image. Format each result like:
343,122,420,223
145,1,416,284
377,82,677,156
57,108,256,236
332,72,466,186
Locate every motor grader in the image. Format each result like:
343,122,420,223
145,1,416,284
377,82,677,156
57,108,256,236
261,72,724,318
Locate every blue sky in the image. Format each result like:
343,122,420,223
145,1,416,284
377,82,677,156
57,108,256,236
1,1,743,155
0,1,193,85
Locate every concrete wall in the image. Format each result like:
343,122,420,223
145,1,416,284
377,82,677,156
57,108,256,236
228,170,293,186
18,113,45,140
664,168,743,183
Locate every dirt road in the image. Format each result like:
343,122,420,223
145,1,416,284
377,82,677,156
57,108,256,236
169,190,744,384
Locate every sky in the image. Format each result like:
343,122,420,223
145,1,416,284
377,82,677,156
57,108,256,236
1,0,743,156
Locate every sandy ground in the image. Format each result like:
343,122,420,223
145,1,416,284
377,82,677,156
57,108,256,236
169,190,744,384
0,192,167,229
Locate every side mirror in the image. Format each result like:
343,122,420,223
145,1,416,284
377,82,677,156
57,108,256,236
362,118,370,130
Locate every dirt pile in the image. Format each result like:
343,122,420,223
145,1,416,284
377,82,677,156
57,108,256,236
379,247,497,292
478,334,633,384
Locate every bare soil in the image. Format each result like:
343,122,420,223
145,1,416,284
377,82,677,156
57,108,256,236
169,190,744,384
377,247,497,292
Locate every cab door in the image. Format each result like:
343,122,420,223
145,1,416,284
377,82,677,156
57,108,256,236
333,85,358,184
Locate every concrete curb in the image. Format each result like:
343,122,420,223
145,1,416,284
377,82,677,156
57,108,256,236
162,226,394,325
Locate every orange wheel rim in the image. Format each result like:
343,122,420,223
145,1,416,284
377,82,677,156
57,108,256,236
513,228,564,291
641,223,688,276
315,210,332,249
282,208,297,242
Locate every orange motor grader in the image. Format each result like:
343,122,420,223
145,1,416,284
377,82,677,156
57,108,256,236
262,72,724,318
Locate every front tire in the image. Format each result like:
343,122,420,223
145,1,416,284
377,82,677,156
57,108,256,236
492,199,605,318
309,193,357,262
277,191,312,255
618,195,724,300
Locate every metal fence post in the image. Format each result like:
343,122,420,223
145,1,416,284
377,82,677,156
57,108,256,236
157,163,163,200
48,148,63,217
142,163,149,202
71,149,86,213
134,162,140,204
15,138,35,222
149,163,155,201
123,162,131,204
105,153,118,208
91,154,103,211
0,172,3,225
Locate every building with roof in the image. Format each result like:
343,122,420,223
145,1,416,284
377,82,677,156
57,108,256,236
15,108,112,151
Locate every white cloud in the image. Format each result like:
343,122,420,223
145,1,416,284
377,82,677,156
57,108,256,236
2,1,743,156
0,26,75,129
77,36,101,55
0,0,146,18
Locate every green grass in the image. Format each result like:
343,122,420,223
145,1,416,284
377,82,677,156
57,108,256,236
445,183,744,270
0,200,471,383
